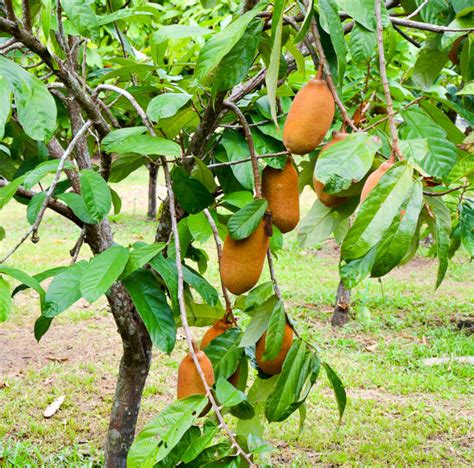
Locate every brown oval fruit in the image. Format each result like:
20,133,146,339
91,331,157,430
177,349,215,400
283,79,335,155
312,132,349,207
262,159,300,233
255,322,294,375
360,160,394,203
221,221,269,295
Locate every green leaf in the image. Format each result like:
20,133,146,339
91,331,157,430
182,265,219,307
0,265,45,302
102,133,181,159
319,0,346,84
12,266,66,297
213,19,263,94
80,170,112,222
265,340,320,422
0,79,11,140
460,33,473,83
262,301,286,361
221,191,254,210
322,362,346,420
187,212,213,243
412,43,448,89
121,242,166,279
40,0,52,42
204,328,244,380
152,25,212,44
221,130,254,190
195,2,266,83
109,154,148,183
426,197,451,288
459,200,474,258
190,158,217,194
371,181,423,277
80,246,130,303
294,0,315,43
349,23,376,64
0,177,24,209
0,226,5,241
172,167,214,214
341,162,414,261
26,193,45,225
147,93,192,122
23,160,75,190
110,188,122,215
298,198,357,247
62,0,100,39
43,261,87,317
335,0,376,31
123,270,176,353
340,245,377,289
56,192,97,224
101,126,147,148
265,0,284,124
314,133,380,193
420,101,465,144
34,314,53,341
181,424,219,464
239,295,278,348
227,199,268,240
216,378,247,407
127,395,208,467
0,57,56,141
0,277,12,322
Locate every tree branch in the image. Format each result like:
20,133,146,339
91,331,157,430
390,17,474,33
393,24,421,48
0,120,92,264
375,0,401,160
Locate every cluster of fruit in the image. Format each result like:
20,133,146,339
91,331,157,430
176,74,390,404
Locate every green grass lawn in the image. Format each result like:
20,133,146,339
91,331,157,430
1,168,473,466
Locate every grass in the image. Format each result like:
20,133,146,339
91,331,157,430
1,168,473,466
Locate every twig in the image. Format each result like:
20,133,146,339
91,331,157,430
393,24,421,48
208,151,289,169
390,17,474,33
55,0,69,55
4,0,16,21
222,101,262,197
284,14,319,68
21,0,32,30
0,120,92,264
203,209,233,314
423,184,469,197
69,227,86,264
306,11,358,132
363,97,423,132
266,250,283,302
96,87,255,466
405,0,428,20
375,0,401,160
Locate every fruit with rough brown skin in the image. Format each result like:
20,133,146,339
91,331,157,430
177,348,215,400
360,160,394,203
256,322,294,375
262,159,300,233
221,221,269,295
283,78,335,155
313,132,348,207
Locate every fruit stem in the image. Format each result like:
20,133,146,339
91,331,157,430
316,63,323,80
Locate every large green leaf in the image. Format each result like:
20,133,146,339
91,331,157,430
227,199,268,240
62,0,100,38
341,162,414,261
127,395,208,467
371,181,423,277
349,23,376,64
262,301,286,361
182,265,220,307
0,277,11,322
335,0,376,31
213,19,263,94
340,245,377,288
0,79,11,140
152,25,212,44
172,167,214,214
314,133,380,194
101,126,147,149
23,160,75,190
239,295,278,348
147,93,192,122
80,170,112,222
0,57,56,141
109,154,148,183
42,261,87,317
123,270,176,353
319,0,346,84
322,362,346,420
265,340,320,422
80,246,130,303
121,242,166,279
459,200,474,258
412,42,448,90
204,328,244,380
102,133,181,159
0,177,24,209
195,2,266,82
56,192,98,224
221,130,254,190
0,265,45,302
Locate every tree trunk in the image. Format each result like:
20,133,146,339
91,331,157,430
331,280,351,327
147,164,158,220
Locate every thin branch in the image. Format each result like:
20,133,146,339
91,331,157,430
405,0,428,20
203,209,233,315
306,11,358,132
55,0,69,55
222,101,262,198
0,120,92,263
21,0,32,30
69,227,86,264
423,184,469,197
4,0,16,21
266,250,283,302
0,180,82,226
375,0,401,160
393,24,421,48
390,17,474,33
208,151,290,169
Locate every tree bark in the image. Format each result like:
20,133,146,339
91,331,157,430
331,280,351,327
147,164,158,219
